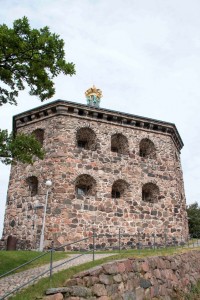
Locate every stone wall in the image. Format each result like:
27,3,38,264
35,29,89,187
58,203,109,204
44,250,200,300
2,101,188,249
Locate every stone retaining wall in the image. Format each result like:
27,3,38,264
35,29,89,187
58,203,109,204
44,250,200,300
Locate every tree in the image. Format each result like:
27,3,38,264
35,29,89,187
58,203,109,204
0,17,75,164
0,130,44,165
187,202,200,237
0,16,75,105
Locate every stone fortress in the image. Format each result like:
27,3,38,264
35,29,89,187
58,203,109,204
2,86,188,249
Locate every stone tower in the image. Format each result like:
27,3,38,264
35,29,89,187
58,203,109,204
2,87,188,249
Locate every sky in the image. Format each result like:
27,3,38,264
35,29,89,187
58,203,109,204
0,0,200,236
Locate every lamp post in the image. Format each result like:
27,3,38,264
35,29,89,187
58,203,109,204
137,227,142,250
39,180,52,251
164,226,168,248
33,200,45,249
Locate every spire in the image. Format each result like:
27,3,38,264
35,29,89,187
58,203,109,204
85,85,103,108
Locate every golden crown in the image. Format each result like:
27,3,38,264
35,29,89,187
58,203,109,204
85,85,103,99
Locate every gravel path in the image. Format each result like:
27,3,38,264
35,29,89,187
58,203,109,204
0,253,114,300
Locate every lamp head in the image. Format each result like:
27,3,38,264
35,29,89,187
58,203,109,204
45,180,52,187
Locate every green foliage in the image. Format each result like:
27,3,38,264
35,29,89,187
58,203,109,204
187,202,200,237
0,17,75,164
0,129,44,164
0,16,75,105
184,281,200,300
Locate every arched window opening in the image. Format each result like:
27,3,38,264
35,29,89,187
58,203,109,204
26,176,38,197
112,190,121,198
142,183,159,203
112,179,129,199
77,186,88,196
75,174,96,197
111,133,128,154
76,128,97,150
32,129,44,145
139,138,156,159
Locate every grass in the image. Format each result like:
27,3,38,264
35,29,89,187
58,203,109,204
6,246,200,300
185,281,200,300
174,280,200,300
0,245,184,277
0,250,69,276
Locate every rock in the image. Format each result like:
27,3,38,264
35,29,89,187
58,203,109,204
113,274,122,283
90,276,100,285
43,293,64,300
122,273,128,281
112,294,123,300
64,279,78,287
156,258,166,269
75,266,102,278
144,288,151,299
141,261,149,272
107,284,119,296
92,283,107,296
132,262,141,272
46,287,71,295
99,274,113,285
65,297,80,300
117,262,126,273
71,286,92,297
103,262,118,274
122,291,136,300
150,286,160,298
160,284,168,296
139,278,151,289
153,268,162,279
162,296,172,300
83,276,99,287
123,260,133,272
118,282,124,293
89,266,103,276
135,287,144,300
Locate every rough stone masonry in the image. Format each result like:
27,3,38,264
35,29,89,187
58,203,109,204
1,87,188,249
44,250,200,300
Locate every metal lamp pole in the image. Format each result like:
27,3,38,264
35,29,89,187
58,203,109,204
39,180,52,251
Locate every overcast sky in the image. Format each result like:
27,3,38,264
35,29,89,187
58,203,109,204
0,0,200,236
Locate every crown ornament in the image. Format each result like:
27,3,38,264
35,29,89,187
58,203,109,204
85,85,102,108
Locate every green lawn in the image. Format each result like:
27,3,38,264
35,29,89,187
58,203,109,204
0,250,69,276
0,246,181,277
6,246,200,300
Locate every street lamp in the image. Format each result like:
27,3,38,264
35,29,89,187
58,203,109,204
39,180,52,251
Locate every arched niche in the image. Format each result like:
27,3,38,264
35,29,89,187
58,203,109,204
111,179,129,199
26,176,38,197
139,138,156,159
75,174,96,197
76,127,97,150
32,129,44,145
142,183,159,203
111,133,129,154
